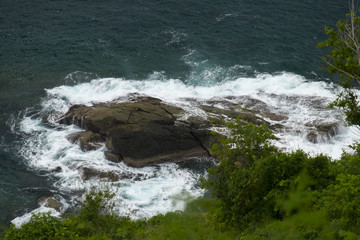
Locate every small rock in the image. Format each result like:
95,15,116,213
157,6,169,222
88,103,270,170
52,166,62,173
80,167,120,181
67,131,104,151
306,131,318,143
315,123,339,137
270,123,284,131
104,151,122,163
38,196,61,212
261,112,288,122
305,122,340,143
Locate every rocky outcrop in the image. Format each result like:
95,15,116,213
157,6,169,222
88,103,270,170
58,96,284,168
60,98,216,167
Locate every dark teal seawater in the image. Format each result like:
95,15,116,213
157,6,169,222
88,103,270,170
0,0,348,225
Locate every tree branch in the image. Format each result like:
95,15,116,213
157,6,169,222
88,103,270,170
322,57,360,85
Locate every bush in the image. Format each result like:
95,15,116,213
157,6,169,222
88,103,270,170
3,119,360,239
1,188,235,240
2,213,65,240
203,117,336,229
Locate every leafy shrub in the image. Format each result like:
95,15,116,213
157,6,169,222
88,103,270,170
203,117,335,229
322,174,360,231
2,213,65,240
3,119,360,239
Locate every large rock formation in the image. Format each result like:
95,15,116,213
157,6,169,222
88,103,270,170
60,97,213,167
58,94,343,168
58,96,277,168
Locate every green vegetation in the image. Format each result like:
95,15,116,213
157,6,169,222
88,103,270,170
1,187,235,240
317,0,360,126
204,117,360,239
205,119,333,229
2,116,360,239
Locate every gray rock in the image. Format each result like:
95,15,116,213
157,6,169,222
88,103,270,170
106,123,210,167
52,166,62,173
37,195,61,212
104,151,122,163
67,131,104,151
78,166,144,181
305,122,340,143
79,167,120,181
306,131,318,143
60,96,279,167
315,123,339,137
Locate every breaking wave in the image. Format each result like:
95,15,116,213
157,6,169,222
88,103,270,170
12,67,360,226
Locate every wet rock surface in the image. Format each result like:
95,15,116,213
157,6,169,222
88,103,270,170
58,95,341,167
104,151,122,163
67,131,104,151
60,97,217,167
52,166,62,173
37,194,62,212
78,166,144,181
305,122,340,143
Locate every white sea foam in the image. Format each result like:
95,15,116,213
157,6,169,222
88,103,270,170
13,68,360,226
11,207,61,228
11,194,69,228
45,72,333,106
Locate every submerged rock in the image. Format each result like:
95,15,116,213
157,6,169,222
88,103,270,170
305,122,340,143
51,166,62,173
78,166,143,181
306,131,318,144
79,167,121,181
37,195,61,212
315,122,339,137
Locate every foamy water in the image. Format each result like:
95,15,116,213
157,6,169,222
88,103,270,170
12,69,360,226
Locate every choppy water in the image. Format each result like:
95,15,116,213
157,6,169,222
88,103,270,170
0,0,354,226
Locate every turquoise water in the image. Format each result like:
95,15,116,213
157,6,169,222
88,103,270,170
0,0,349,225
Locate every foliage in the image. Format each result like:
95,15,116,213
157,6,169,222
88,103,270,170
203,118,278,228
3,119,360,239
203,116,335,229
318,2,360,126
321,173,360,231
1,188,234,240
317,15,360,85
69,187,118,236
203,117,360,238
243,173,358,240
244,177,329,240
2,213,66,240
139,209,234,240
244,162,360,239
1,187,137,240
329,89,360,126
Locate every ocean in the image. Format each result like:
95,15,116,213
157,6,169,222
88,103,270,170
0,0,353,226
